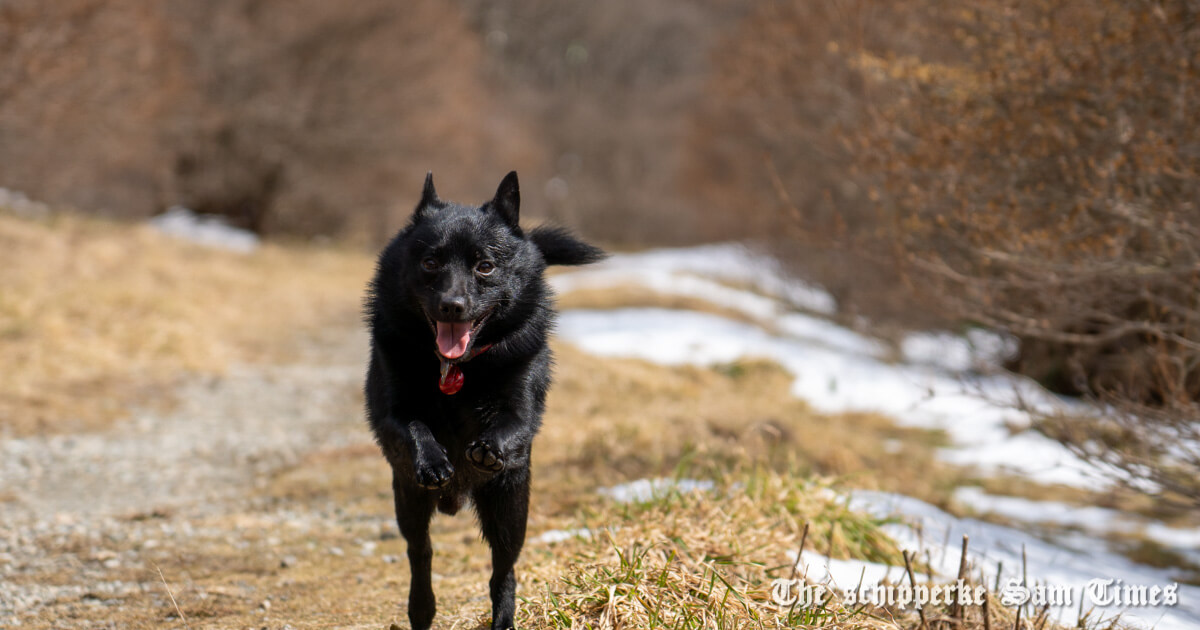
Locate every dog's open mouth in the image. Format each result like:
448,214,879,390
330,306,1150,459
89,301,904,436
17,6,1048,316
433,314,489,360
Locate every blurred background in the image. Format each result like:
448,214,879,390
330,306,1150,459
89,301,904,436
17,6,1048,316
2,1,1199,627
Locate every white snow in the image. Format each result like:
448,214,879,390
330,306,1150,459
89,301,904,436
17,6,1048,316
795,550,900,590
0,188,50,218
556,307,1101,488
598,478,716,504
552,244,1094,486
550,243,1138,487
150,206,260,253
849,491,1200,630
901,329,1019,373
534,527,596,544
954,487,1200,554
550,243,836,316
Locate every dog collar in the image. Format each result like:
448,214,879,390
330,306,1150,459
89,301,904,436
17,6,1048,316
437,344,493,395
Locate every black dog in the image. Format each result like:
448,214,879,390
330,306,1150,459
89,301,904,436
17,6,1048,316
364,171,603,630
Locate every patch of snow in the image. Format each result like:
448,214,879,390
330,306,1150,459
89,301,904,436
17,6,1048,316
901,329,1019,373
954,487,1200,553
556,307,1101,488
550,243,836,316
534,528,595,544
150,206,260,253
0,188,50,218
796,550,900,590
777,312,888,357
598,478,715,504
848,491,1200,630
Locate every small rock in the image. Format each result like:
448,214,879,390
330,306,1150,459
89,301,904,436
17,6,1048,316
382,554,399,564
260,599,271,611
328,547,344,557
280,555,297,568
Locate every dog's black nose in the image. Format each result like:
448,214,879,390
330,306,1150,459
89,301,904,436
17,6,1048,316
439,296,467,318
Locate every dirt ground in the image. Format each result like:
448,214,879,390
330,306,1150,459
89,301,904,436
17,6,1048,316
0,319,393,628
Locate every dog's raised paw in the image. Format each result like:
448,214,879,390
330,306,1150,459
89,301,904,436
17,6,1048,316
415,457,455,489
465,440,505,472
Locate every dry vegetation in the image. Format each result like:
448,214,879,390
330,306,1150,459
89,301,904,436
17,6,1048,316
692,0,1200,505
853,0,1200,506
0,208,372,437
0,0,738,244
0,0,543,239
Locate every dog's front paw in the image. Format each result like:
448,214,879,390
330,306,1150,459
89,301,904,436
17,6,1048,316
414,455,455,489
465,440,505,472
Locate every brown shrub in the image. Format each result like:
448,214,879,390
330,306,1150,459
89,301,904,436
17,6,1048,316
872,0,1200,505
1,0,763,246
695,0,1200,504
0,0,544,240
856,0,1199,401
463,0,744,245
0,0,184,215
683,0,953,325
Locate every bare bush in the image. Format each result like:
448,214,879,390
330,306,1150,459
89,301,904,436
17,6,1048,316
461,0,744,245
693,0,1200,504
852,0,1200,504
684,0,953,325
1,0,756,244
0,0,542,240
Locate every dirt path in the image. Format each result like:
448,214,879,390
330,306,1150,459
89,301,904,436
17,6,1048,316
2,326,369,523
0,324,390,627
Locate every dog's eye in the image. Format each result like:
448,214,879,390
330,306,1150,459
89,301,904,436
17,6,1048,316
421,257,439,272
476,261,496,276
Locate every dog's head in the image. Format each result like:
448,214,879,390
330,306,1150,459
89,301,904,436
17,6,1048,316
395,171,543,360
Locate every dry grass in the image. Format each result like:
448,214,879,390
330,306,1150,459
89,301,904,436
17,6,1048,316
514,468,1097,630
518,469,906,630
0,210,373,437
541,346,957,507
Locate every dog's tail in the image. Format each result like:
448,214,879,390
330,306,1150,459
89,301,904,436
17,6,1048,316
530,226,606,266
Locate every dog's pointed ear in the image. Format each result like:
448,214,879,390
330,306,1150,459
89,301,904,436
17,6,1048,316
488,171,520,228
414,171,442,219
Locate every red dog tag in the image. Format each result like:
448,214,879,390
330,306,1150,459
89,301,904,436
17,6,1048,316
436,344,491,395
439,363,465,395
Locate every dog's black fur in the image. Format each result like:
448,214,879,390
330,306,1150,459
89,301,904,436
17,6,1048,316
364,171,603,630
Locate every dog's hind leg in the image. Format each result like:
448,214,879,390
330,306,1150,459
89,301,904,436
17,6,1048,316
472,468,530,630
394,476,438,630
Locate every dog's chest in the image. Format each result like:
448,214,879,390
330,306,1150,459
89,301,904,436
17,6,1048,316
427,394,494,439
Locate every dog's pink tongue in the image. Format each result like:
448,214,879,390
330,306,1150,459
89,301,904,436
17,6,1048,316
436,321,472,359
